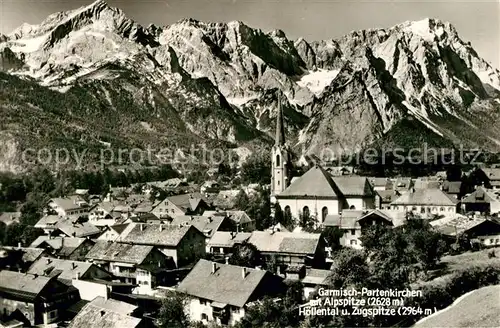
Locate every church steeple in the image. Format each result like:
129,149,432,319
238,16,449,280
271,92,291,198
275,93,286,147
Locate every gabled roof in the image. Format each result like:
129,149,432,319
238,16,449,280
177,260,271,307
27,257,97,281
170,215,228,238
430,215,500,236
391,188,458,206
278,166,340,198
68,296,142,328
0,270,53,302
247,231,320,255
164,192,207,212
49,196,88,211
302,268,330,286
368,177,392,188
207,232,252,248
55,217,101,238
85,241,154,265
462,187,500,204
118,223,198,247
30,236,90,257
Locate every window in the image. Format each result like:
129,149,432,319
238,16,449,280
350,205,356,210
277,181,280,186
351,229,355,235
276,154,280,167
284,206,292,219
440,207,445,211
321,207,328,223
420,207,425,213
202,313,208,320
350,240,357,245
302,206,310,219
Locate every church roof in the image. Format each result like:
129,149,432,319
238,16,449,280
277,165,340,198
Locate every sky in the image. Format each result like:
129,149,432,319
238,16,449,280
1,0,499,68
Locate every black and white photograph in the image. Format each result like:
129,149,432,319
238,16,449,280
0,0,499,327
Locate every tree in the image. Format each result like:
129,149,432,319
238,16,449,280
328,248,370,289
156,293,189,328
229,242,262,268
273,202,284,227
234,189,250,211
240,151,271,185
246,187,272,230
321,226,344,253
3,223,43,247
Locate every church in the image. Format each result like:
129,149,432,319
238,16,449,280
270,97,375,224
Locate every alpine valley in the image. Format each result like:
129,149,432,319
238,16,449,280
1,0,500,171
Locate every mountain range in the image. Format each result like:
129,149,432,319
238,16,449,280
1,0,500,171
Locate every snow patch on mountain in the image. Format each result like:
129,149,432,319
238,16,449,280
296,69,340,96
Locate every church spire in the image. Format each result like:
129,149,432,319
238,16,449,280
275,93,285,147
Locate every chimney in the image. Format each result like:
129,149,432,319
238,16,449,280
242,267,247,279
225,256,229,265
100,310,105,317
17,242,21,248
159,224,163,232
46,258,51,265
140,224,144,231
211,262,217,274
75,272,80,280
33,274,38,279
230,231,235,240
71,262,76,270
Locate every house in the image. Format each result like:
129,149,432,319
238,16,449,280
461,187,500,215
28,257,112,283
390,188,458,217
97,224,130,242
203,210,256,232
151,193,210,219
274,165,375,224
85,241,174,294
118,223,206,268
34,215,101,238
30,236,95,261
27,257,125,301
324,209,394,249
46,196,89,217
301,268,330,300
56,217,101,238
247,231,326,269
0,247,46,272
206,232,252,255
177,260,285,326
0,270,79,326
441,181,463,199
476,168,500,189
0,212,21,226
67,296,144,328
169,215,235,240
88,201,127,227
430,216,500,247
